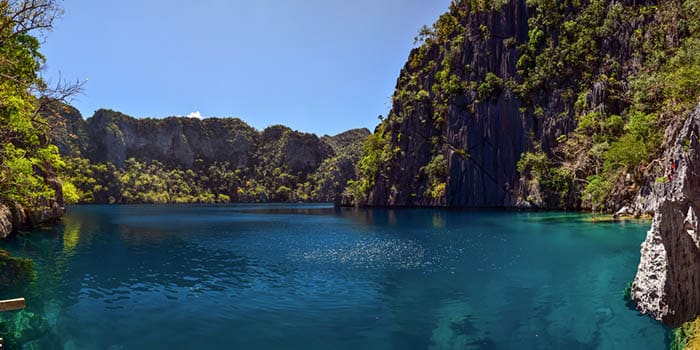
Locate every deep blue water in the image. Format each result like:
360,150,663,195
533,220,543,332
0,204,667,349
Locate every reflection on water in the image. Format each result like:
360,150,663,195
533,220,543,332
432,211,446,229
0,204,667,349
62,217,81,256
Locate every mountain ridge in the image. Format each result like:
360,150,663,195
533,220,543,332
44,102,369,204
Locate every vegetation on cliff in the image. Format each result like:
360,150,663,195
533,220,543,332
520,0,700,211
46,107,370,204
349,0,700,211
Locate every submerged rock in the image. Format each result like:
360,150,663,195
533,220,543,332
0,311,59,350
0,249,34,287
632,103,700,327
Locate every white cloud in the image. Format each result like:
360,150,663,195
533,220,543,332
186,111,203,119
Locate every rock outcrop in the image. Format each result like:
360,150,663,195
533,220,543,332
25,173,65,227
256,125,325,176
0,168,65,238
632,103,700,327
52,108,368,174
317,129,371,202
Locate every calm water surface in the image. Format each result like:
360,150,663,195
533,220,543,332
0,204,667,349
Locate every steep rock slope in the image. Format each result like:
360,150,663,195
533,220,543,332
632,103,700,327
349,0,699,211
354,1,532,207
0,103,68,238
316,129,371,202
82,109,256,169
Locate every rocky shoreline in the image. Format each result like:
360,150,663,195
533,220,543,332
0,171,65,239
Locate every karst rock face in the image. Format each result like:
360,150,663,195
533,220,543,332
363,0,533,208
0,204,13,239
85,109,257,169
359,0,643,209
632,104,700,328
442,1,531,208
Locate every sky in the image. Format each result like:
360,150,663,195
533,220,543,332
40,0,452,136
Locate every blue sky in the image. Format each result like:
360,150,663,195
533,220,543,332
41,0,451,136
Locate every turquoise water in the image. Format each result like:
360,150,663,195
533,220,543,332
0,204,667,349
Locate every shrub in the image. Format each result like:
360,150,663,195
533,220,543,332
61,180,80,205
477,72,504,101
583,175,612,212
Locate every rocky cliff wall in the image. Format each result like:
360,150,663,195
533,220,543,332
362,0,532,207
632,103,700,327
443,1,530,207
356,0,660,209
85,109,257,169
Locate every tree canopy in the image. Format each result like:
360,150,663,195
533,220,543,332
0,0,78,208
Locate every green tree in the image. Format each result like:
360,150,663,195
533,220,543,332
0,0,79,209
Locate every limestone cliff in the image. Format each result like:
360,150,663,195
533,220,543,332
357,0,532,207
350,0,698,211
632,103,700,327
83,109,257,169
0,205,12,239
47,106,369,204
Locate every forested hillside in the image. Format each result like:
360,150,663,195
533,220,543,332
347,0,700,212
43,104,369,204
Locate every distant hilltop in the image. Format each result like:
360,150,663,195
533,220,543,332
43,102,370,204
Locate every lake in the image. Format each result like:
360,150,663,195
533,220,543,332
0,204,667,349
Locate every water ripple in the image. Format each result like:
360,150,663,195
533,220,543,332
298,238,433,269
